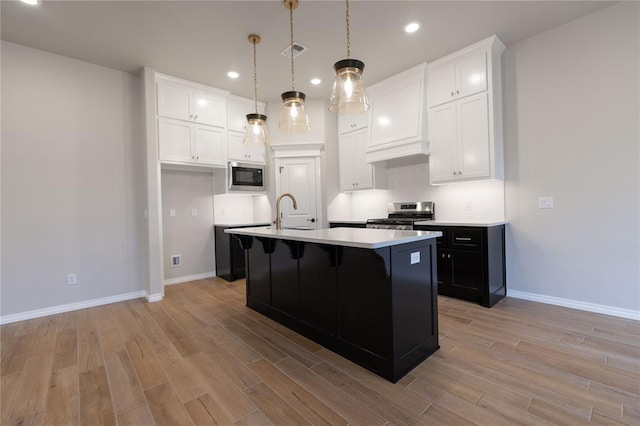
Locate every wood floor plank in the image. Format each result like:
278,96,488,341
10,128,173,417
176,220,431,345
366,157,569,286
117,404,157,426
223,320,287,363
275,356,387,425
92,305,127,354
145,382,195,426
7,352,53,425
103,349,146,414
243,382,311,425
52,328,77,371
314,348,431,415
125,334,167,390
1,373,20,425
527,397,593,425
310,360,429,426
248,358,349,425
79,365,116,426
233,409,274,426
43,364,79,426
77,308,104,372
184,392,235,425
154,345,210,404
420,402,476,425
145,302,201,357
1,333,34,377
186,351,257,421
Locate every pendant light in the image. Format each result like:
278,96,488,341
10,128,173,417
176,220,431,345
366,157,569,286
329,0,369,114
244,34,268,146
279,0,310,134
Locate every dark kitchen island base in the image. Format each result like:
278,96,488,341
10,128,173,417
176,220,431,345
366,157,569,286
233,234,439,383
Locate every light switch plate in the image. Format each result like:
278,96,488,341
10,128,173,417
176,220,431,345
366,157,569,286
538,197,554,209
169,209,176,217
410,252,420,264
191,208,198,217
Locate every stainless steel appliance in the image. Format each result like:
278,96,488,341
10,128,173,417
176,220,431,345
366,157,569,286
228,162,265,192
366,201,435,230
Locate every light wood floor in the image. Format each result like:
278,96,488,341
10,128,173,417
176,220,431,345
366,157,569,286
2,277,639,425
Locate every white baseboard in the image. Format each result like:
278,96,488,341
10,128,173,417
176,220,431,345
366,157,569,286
508,290,640,321
146,293,164,303
163,271,215,286
0,290,147,325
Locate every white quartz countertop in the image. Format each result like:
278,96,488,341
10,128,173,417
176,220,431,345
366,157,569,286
413,220,508,227
225,227,442,249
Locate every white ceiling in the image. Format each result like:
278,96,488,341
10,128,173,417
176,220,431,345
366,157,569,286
1,0,615,102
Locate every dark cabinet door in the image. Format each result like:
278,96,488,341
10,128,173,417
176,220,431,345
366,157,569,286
246,238,273,308
437,250,453,289
451,250,484,292
298,243,338,336
270,240,300,319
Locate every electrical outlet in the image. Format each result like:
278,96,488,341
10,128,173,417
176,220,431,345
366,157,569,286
464,200,472,211
191,208,198,217
169,209,176,217
67,273,78,285
171,255,181,267
410,252,420,264
538,196,554,209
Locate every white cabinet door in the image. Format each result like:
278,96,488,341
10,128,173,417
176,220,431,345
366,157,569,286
458,92,490,179
338,133,356,191
192,89,226,127
228,130,266,163
353,129,373,189
427,50,487,108
427,61,456,107
338,112,369,135
158,118,192,163
457,51,487,99
157,81,191,121
194,124,225,166
277,157,318,229
429,103,458,183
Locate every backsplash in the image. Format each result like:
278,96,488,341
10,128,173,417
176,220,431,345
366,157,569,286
214,194,270,224
329,158,505,221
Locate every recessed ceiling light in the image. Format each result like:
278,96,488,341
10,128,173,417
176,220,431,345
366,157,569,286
310,78,322,85
227,71,239,79
404,21,421,34
20,0,40,5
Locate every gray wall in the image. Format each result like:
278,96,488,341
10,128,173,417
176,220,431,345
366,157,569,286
1,41,147,317
161,169,214,281
503,2,640,311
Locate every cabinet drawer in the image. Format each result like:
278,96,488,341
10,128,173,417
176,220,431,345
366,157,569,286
449,228,483,249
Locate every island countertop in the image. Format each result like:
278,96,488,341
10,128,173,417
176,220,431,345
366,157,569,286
225,226,442,249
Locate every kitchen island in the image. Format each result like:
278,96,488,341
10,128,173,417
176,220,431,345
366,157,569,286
226,227,442,382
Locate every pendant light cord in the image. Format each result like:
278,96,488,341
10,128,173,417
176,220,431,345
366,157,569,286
289,6,296,91
345,0,351,58
252,39,258,113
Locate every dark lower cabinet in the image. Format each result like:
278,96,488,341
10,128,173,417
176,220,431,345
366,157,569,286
415,224,506,308
214,224,268,282
328,222,367,228
235,235,439,383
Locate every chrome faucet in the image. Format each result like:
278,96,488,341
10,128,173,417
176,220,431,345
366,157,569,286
274,193,298,230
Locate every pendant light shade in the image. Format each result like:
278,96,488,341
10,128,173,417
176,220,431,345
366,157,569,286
244,34,268,146
279,91,310,134
329,59,369,114
279,0,310,133
329,0,369,114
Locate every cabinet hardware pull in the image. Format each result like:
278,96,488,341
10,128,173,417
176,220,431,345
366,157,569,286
456,90,460,94
450,91,455,97
194,115,198,119
456,237,472,241
196,156,199,160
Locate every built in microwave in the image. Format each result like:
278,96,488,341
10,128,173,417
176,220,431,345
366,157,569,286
228,162,265,192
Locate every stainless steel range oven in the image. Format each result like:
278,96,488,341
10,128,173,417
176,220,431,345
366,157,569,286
366,201,435,230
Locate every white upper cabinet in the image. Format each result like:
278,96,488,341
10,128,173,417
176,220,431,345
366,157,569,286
427,35,505,184
338,112,369,135
156,74,229,168
158,118,226,167
157,77,227,127
226,95,266,163
428,50,487,107
366,63,429,163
